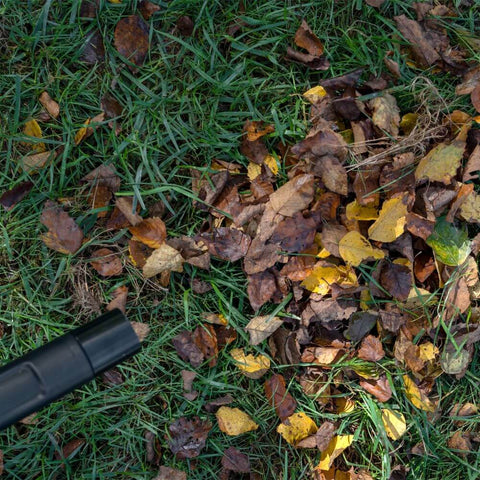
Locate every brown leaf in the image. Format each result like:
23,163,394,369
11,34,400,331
113,197,143,227
155,466,186,480
177,16,194,37
270,212,316,252
320,224,347,258
244,120,275,141
101,94,123,119
292,129,348,161
40,200,84,254
145,431,161,465
365,0,385,7
447,431,472,456
463,145,480,182
167,417,212,459
369,93,400,137
471,84,480,113
285,47,329,70
81,164,121,192
39,91,60,118
88,185,112,217
181,370,198,400
414,253,436,283
0,181,33,211
129,217,167,249
405,212,434,240
0,450,3,475
244,240,283,275
240,136,268,164
81,29,105,64
106,285,128,313
139,0,160,20
353,167,380,206
172,331,204,367
360,375,392,402
280,250,316,281
114,15,149,71
380,262,411,301
320,68,364,92
90,248,123,277
168,236,210,269
357,335,385,362
198,228,251,262
221,447,250,473
128,239,153,268
294,19,324,56
379,308,406,333
314,155,348,196
192,324,218,367
131,322,150,342
247,270,277,311
269,174,315,216
446,277,471,317
306,297,357,324
264,374,297,421
204,394,234,413
55,438,85,461
101,367,124,386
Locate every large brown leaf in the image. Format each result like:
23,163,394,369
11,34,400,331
114,15,149,71
292,129,347,160
380,262,411,301
172,331,204,367
270,212,316,252
269,174,315,216
294,19,324,56
264,374,297,421
90,248,123,277
129,217,167,249
247,270,277,311
167,417,212,459
221,447,251,473
359,375,392,402
192,324,218,367
313,155,348,196
0,181,33,211
357,335,385,362
198,228,251,262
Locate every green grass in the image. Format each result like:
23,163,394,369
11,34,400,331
1,0,480,479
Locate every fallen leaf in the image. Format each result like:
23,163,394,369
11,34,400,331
247,270,277,311
450,402,478,419
114,15,149,71
81,29,105,64
303,85,328,103
405,213,434,240
129,217,167,249
403,375,435,412
320,224,348,258
369,94,400,137
167,417,212,459
198,228,251,261
368,194,409,242
269,174,315,216
245,315,283,346
264,374,297,421
155,466,187,480
231,348,270,379
108,197,142,229
339,231,384,267
346,200,379,221
176,15,195,36
458,191,480,224
365,0,385,7
292,129,348,160
463,145,480,182
306,297,357,323
270,212,316,253
216,407,258,436
23,119,46,152
360,375,392,402
128,239,153,268
143,243,184,278
302,264,358,295
318,435,354,471
74,118,91,145
380,262,411,301
414,253,436,282
20,150,55,173
90,248,123,276
277,412,318,446
345,311,378,342
415,140,465,184
172,331,204,367
315,156,348,196
0,181,34,211
472,84,480,113
204,395,235,413
244,120,275,141
139,0,161,20
301,346,343,365
40,200,84,254
55,438,85,461
381,409,406,440
39,92,60,119
181,370,198,400
353,167,380,206
294,19,324,56
221,447,250,473
357,335,385,362
192,324,218,367
448,431,472,456
131,322,150,342
82,164,121,192
101,94,123,119
102,368,124,386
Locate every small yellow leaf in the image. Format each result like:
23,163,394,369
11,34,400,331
403,375,435,412
318,435,354,471
301,264,358,295
247,162,262,180
75,118,91,145
264,154,279,175
303,85,327,103
399,112,418,135
230,348,270,379
277,412,318,446
317,248,331,259
415,140,465,184
381,409,406,440
142,243,184,278
335,398,355,414
216,406,258,436
418,342,439,362
23,119,46,152
368,194,409,242
346,200,379,221
339,231,385,267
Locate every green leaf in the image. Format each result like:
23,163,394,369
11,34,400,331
426,216,471,267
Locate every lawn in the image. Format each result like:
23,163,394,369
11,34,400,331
1,0,480,479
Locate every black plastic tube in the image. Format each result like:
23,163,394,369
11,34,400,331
0,309,141,430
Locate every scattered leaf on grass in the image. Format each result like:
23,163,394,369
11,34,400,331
447,431,472,456
403,375,435,411
303,85,327,103
39,92,60,118
139,0,160,20
317,435,354,471
339,231,384,267
360,375,392,402
204,395,234,413
277,412,318,446
294,19,324,56
245,315,283,345
345,311,378,342
368,194,409,242
381,409,406,440
320,224,347,258
40,200,84,254
128,239,152,268
55,438,85,461
167,417,212,459
155,466,187,480
129,217,167,249
172,331,204,367
0,181,33,211
20,150,54,173
221,447,250,473
192,324,218,367
82,164,121,192
472,84,480,114
264,374,297,421
90,248,123,276
23,119,46,152
231,348,270,379
102,368,124,386
216,407,258,436
81,29,105,64
114,15,149,71
131,322,150,342
198,228,251,261
176,16,195,37
143,243,184,278
244,120,275,141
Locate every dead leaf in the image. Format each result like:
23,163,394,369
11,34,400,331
39,91,60,119
264,374,297,421
359,375,392,402
368,194,409,242
106,286,128,315
102,368,124,386
40,200,84,254
231,348,270,379
90,248,123,277
269,174,315,216
245,315,283,345
128,239,153,268
114,15,149,71
277,412,318,446
172,331,204,367
23,119,46,152
292,129,348,161
302,264,358,295
315,156,348,196
357,335,385,362
405,213,434,240
463,145,480,182
353,167,380,206
339,231,384,267
101,94,123,119
131,322,150,342
320,224,347,258
247,270,278,311
244,120,275,141
222,447,250,474
294,19,324,56
129,217,167,249
381,409,406,440
472,84,480,113
82,164,121,192
20,150,55,173
318,435,354,471
346,200,379,221
216,407,258,436
181,370,198,400
55,438,85,461
108,197,142,229
81,29,105,64
155,466,186,480
369,94,400,137
0,181,33,211
306,297,357,324
139,0,160,20
380,262,411,301
143,243,184,278
458,190,480,223
198,228,251,261
303,85,328,103
414,253,436,283
270,212,316,252
87,185,112,217
177,15,194,37
167,417,212,459
365,0,385,6
301,346,343,365
204,395,234,413
192,324,218,367
448,431,472,456
403,375,435,412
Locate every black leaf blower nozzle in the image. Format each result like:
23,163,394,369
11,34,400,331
0,309,141,430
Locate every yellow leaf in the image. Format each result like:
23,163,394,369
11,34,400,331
399,112,418,135
230,348,270,379
301,264,358,295
216,406,258,436
338,231,385,267
75,118,91,145
415,140,465,184
418,342,439,362
360,290,371,311
277,412,318,446
23,119,46,152
403,375,435,412
381,409,406,440
303,85,327,103
142,244,184,278
247,162,262,180
317,248,331,259
264,154,279,175
346,200,379,221
245,315,283,346
335,398,355,414
318,435,354,471
458,191,480,224
368,194,409,242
